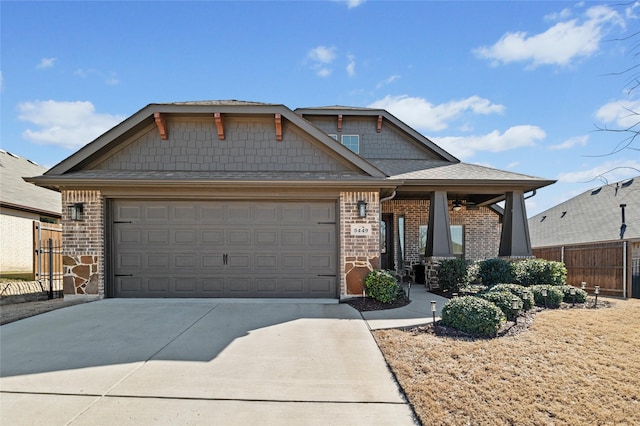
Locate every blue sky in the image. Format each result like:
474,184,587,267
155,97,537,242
2,0,639,216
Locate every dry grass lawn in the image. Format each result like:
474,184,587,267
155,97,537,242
374,298,640,426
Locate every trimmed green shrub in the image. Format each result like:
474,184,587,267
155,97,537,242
478,258,514,287
530,285,564,308
438,258,468,292
513,259,567,287
441,296,506,337
489,283,535,311
560,285,588,304
364,270,401,303
479,290,521,320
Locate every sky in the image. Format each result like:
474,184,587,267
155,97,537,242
1,0,639,216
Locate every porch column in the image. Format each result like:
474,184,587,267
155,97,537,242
498,191,533,258
425,191,454,258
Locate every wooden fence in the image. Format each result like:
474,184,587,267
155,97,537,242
33,221,63,297
533,241,633,298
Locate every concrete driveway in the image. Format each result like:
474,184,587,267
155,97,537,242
0,299,417,425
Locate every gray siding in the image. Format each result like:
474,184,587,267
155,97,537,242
306,116,438,160
95,118,351,172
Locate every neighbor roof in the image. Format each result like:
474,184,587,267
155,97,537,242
529,177,639,246
0,150,61,216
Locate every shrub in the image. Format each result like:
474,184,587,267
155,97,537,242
560,285,588,304
489,283,535,311
466,262,481,284
438,258,468,292
364,270,401,303
479,290,521,320
441,296,506,337
530,285,564,308
478,258,514,286
513,259,567,287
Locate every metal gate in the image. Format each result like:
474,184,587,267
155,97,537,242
35,225,63,299
633,258,640,299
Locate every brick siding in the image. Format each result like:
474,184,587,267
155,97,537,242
382,199,502,264
61,190,104,296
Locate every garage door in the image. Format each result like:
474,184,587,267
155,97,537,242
111,200,337,298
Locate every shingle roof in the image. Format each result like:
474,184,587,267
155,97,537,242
371,159,551,184
529,177,639,246
0,150,61,215
166,100,278,106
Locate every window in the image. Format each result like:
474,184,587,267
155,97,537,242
419,225,464,257
328,133,338,141
341,135,359,153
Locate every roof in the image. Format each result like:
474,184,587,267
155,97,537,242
0,150,61,216
529,177,639,247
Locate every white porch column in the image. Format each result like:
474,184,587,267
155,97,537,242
425,191,454,258
499,191,533,258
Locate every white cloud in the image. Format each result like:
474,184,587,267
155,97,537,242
307,46,336,64
376,75,400,89
549,135,589,150
506,161,520,169
18,100,125,149
595,98,640,128
306,46,337,77
474,4,624,68
74,68,121,85
368,94,504,132
346,54,356,77
557,159,640,183
36,57,56,69
434,125,546,159
333,0,365,9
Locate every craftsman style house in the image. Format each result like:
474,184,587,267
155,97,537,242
28,101,554,299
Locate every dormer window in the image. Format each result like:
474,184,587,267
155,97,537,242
341,134,359,154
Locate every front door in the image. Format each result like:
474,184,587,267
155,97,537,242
380,213,394,270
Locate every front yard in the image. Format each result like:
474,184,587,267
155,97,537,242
374,298,640,425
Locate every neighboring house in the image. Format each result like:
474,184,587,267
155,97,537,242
0,150,61,277
529,177,639,299
27,101,553,299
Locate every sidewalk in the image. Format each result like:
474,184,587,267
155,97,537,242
361,284,450,330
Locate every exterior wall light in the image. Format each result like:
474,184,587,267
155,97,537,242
452,199,462,212
357,200,367,218
69,203,84,221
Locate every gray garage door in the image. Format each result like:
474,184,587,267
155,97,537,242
111,200,337,298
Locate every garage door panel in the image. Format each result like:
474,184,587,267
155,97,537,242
112,200,337,298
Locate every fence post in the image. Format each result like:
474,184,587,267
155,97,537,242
48,238,54,300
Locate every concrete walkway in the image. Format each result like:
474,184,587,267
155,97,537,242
1,299,421,425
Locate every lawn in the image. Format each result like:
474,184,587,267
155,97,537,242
374,298,640,426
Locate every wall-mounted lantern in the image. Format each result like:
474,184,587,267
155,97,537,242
69,203,84,221
452,198,463,212
357,200,367,218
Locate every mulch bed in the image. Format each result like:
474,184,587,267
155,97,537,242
344,293,411,312
406,297,612,340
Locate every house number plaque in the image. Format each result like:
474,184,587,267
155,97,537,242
350,224,372,236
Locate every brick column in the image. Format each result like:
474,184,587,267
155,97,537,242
61,190,104,298
340,191,380,297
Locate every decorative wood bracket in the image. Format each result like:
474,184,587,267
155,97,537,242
214,112,225,140
377,115,383,133
275,113,283,141
154,112,168,140
337,114,343,133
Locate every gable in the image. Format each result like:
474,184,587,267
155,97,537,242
304,115,439,161
91,116,355,173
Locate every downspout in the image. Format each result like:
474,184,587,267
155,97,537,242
524,190,537,200
380,190,397,204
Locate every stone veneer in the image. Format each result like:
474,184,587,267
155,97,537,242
340,191,380,297
61,190,104,297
